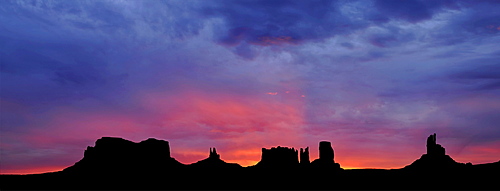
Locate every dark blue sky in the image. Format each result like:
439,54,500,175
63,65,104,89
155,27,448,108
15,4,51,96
1,0,499,174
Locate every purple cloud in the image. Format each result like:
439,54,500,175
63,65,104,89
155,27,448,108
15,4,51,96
1,0,500,174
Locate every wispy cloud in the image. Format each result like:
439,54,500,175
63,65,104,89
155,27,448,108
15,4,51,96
1,0,499,174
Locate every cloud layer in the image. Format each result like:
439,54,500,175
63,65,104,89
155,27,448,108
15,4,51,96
1,0,500,174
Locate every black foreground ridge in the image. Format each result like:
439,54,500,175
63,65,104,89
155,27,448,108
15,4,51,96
1,134,499,190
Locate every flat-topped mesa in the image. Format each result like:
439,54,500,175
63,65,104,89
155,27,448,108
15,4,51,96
300,147,310,164
256,146,299,167
426,133,445,156
85,137,171,158
64,137,183,174
311,141,342,170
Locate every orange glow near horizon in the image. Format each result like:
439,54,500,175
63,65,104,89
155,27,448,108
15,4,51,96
1,166,66,175
3,89,499,175
225,159,260,167
3,142,500,175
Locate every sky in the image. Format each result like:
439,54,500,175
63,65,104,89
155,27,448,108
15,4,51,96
1,0,500,174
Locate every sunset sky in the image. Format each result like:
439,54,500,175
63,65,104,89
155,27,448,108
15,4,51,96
1,0,500,174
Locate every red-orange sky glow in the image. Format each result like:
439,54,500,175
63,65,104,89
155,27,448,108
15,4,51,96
2,0,500,175
2,88,499,175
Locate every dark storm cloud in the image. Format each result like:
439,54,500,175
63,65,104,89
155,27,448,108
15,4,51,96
202,0,468,50
373,0,459,23
204,0,370,46
194,0,485,60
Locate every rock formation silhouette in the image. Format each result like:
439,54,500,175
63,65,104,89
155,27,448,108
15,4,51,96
62,137,184,175
310,141,342,170
319,141,334,160
189,147,241,169
210,147,220,159
255,146,299,168
404,133,464,170
300,147,310,164
427,133,445,156
2,136,499,190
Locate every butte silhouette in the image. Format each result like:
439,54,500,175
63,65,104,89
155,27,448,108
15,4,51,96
1,133,498,190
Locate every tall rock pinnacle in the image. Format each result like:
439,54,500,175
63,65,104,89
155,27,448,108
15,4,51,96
311,141,342,170
404,133,463,170
300,147,310,164
319,141,334,162
426,133,445,156
209,147,220,159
